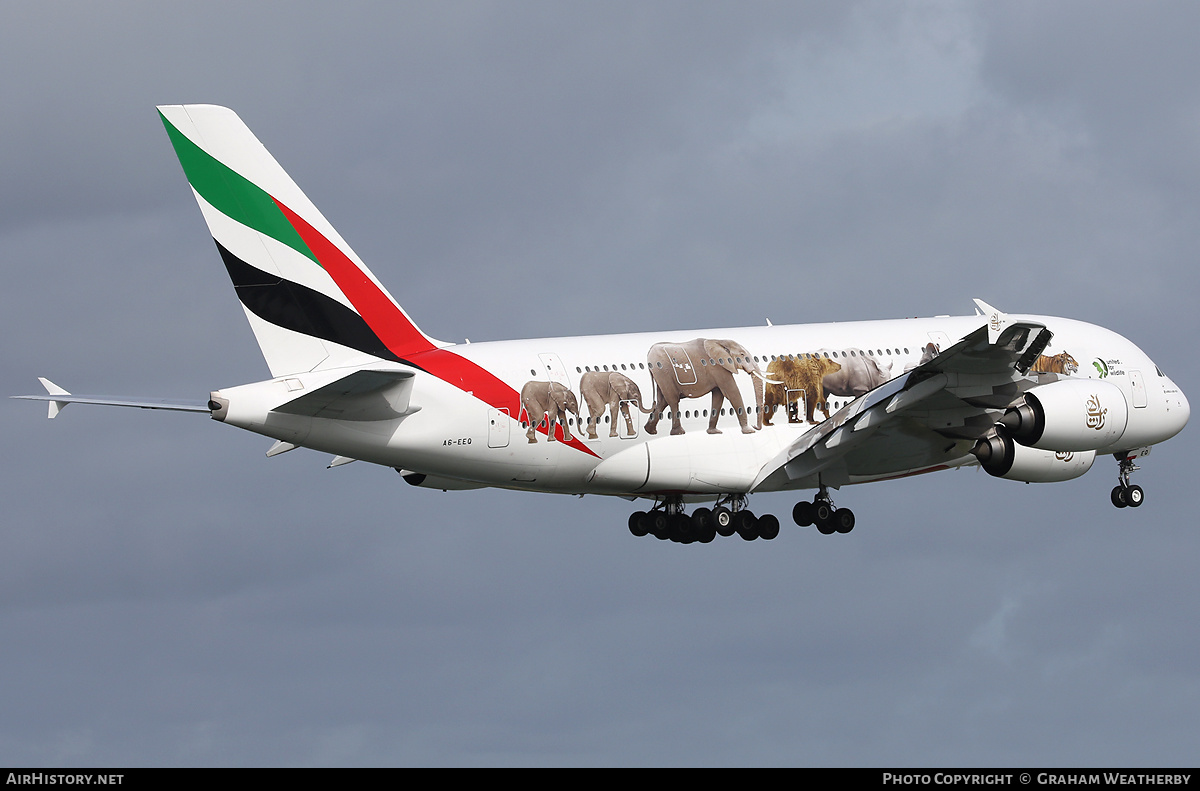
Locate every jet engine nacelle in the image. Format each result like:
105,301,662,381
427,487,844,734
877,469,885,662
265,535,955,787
1000,378,1128,452
972,427,1096,482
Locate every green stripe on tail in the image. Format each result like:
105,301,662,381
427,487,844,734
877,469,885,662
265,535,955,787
159,110,318,266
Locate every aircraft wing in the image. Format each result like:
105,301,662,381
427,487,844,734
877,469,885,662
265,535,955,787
752,308,1053,491
12,378,210,419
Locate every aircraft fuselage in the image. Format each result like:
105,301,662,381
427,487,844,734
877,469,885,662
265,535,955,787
210,313,1188,497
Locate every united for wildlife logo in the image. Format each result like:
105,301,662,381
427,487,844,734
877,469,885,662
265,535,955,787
1092,358,1109,378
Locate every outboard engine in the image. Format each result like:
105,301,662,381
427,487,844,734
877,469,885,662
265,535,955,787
972,424,1096,483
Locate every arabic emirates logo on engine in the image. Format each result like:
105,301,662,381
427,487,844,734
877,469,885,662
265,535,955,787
1085,394,1107,430
1055,451,1075,462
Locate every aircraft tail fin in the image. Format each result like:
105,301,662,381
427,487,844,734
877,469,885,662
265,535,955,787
158,105,441,377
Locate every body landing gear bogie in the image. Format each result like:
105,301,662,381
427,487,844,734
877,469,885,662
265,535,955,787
626,494,780,543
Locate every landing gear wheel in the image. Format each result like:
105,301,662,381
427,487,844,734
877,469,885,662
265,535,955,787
758,514,780,540
629,511,649,537
1111,486,1128,508
792,501,814,527
735,510,759,541
691,509,717,543
813,500,834,524
713,506,735,537
815,513,837,535
650,511,670,539
834,508,855,533
670,513,695,543
1113,454,1147,509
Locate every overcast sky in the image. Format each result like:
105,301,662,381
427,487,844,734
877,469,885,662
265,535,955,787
2,1,1198,767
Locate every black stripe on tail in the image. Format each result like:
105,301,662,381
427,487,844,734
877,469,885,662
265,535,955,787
215,240,402,363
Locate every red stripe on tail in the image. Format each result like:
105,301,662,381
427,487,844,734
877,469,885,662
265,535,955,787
274,198,436,358
274,197,598,458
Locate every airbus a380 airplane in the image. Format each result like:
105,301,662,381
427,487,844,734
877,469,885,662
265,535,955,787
16,105,1191,543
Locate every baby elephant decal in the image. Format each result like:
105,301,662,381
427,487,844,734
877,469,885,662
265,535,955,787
644,338,771,436
762,356,841,425
579,370,652,439
519,381,580,444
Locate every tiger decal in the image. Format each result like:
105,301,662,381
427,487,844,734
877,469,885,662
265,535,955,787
1032,352,1079,375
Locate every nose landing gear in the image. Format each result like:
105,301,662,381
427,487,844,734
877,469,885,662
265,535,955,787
1110,452,1145,508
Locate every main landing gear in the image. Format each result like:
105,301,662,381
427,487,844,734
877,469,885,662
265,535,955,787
1110,453,1145,509
790,485,855,534
628,495,781,544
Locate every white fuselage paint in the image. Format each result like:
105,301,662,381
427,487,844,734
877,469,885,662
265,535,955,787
211,314,1189,497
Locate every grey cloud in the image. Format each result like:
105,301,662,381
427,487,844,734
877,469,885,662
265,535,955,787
2,1,1197,766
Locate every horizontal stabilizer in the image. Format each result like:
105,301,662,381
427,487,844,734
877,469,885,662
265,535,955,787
271,369,419,421
12,378,210,419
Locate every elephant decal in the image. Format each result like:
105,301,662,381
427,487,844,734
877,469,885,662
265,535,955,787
579,370,652,440
817,349,892,398
519,380,580,444
762,355,841,425
644,338,771,436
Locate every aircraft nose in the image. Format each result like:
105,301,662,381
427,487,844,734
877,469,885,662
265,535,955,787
1161,376,1190,441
